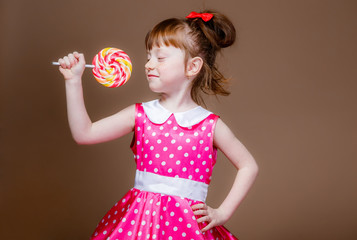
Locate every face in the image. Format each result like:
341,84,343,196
145,45,190,94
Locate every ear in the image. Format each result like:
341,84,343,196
186,56,203,78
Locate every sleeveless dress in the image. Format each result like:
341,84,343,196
91,100,238,240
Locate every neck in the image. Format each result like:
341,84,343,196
159,88,198,113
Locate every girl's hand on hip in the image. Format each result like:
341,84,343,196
191,203,228,232
58,52,85,81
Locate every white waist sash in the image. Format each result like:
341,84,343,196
134,170,208,202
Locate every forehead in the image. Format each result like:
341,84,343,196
147,45,185,56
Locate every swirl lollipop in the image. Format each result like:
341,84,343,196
53,47,132,88
92,48,132,88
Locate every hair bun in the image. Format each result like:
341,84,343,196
208,11,236,48
190,10,236,49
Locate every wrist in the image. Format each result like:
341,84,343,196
65,77,82,86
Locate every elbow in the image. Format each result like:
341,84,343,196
72,134,92,145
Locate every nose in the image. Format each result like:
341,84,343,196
145,58,155,70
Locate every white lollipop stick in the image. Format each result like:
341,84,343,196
52,62,94,68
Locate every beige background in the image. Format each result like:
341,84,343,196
1,0,357,239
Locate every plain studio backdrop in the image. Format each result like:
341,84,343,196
1,0,356,239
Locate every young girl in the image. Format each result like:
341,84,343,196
58,10,258,240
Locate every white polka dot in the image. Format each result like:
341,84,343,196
131,220,135,225
142,220,146,225
170,211,175,216
165,221,170,226
188,175,193,179
138,113,142,117
138,231,142,236
150,199,154,204
202,126,206,131
175,203,180,207
165,133,169,137
169,154,174,158
205,147,209,151
155,154,160,158
173,126,178,130
187,223,191,228
152,132,156,136
128,231,132,236
186,138,191,143
184,209,189,213
154,168,158,173
168,120,172,124
176,160,181,165
196,230,200,234
184,153,189,157
192,146,196,150
195,168,199,173
163,147,168,151
179,217,183,222
157,139,162,144
210,119,214,123
156,224,160,229
173,226,178,231
137,141,141,145
206,168,210,172
114,210,118,215
145,140,149,144
168,168,172,173
146,210,150,215
134,209,139,214
209,154,212,158
161,161,166,166
103,231,107,235
150,146,154,150
152,211,156,216
122,217,126,222
200,175,204,179
190,160,194,165
199,140,204,144
118,228,123,233
202,161,206,165
179,132,184,136
149,160,152,165
137,127,141,131
171,139,176,144
182,232,186,237
182,167,187,172
160,126,164,130
147,126,151,130
194,132,199,136
178,146,182,150
208,133,212,137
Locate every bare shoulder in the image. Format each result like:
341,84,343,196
213,118,256,169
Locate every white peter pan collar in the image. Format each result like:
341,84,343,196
142,100,212,127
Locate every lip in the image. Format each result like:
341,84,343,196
147,74,159,78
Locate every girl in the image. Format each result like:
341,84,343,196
58,10,258,240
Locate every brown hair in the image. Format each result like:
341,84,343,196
145,10,236,105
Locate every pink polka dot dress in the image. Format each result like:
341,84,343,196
91,100,238,240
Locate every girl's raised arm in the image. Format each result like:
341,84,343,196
58,52,135,145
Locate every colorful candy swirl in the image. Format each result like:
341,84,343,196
92,48,132,88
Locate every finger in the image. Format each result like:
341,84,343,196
201,221,215,232
192,209,208,216
68,53,76,65
63,56,71,68
196,215,210,223
58,58,66,68
191,203,206,210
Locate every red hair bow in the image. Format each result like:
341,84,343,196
186,11,213,22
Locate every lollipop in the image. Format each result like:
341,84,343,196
92,48,132,88
53,47,132,88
